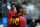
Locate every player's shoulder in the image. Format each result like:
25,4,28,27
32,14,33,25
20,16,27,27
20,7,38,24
13,10,17,12
7,10,12,14
18,16,26,22
8,10,11,12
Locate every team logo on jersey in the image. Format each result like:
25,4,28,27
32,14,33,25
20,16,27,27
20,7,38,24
9,18,19,25
12,18,19,25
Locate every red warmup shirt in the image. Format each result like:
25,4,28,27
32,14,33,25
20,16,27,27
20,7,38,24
7,16,27,27
7,10,17,27
7,10,17,22
7,10,27,27
18,16,27,27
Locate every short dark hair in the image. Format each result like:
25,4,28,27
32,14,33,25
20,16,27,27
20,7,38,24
11,3,15,7
16,4,22,9
16,4,22,13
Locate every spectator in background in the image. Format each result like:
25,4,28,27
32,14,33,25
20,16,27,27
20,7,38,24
2,1,11,17
30,19,36,27
2,2,10,17
3,1,11,10
6,2,11,10
36,22,40,27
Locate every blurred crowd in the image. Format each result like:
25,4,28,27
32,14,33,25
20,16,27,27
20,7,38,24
0,0,40,27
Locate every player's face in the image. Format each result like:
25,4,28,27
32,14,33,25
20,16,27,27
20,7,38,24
12,5,15,9
22,6,26,14
32,19,35,23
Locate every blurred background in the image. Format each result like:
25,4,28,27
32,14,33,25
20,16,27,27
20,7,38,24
0,0,40,27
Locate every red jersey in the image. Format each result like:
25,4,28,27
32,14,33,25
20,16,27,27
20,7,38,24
7,10,17,27
7,16,27,27
18,16,27,27
7,10,27,27
7,10,17,22
13,16,27,27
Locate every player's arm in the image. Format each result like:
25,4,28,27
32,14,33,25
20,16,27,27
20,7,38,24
19,19,27,27
7,11,10,22
7,11,12,23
